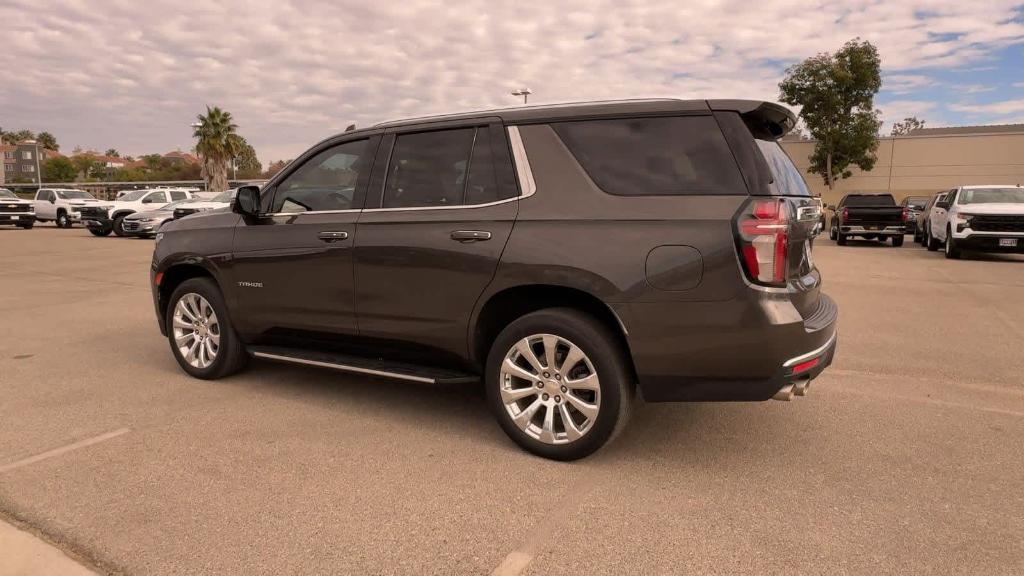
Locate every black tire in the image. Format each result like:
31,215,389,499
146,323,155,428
89,227,112,237
944,228,961,259
485,308,634,461
19,221,34,230
166,277,249,380
55,210,69,228
829,226,837,241
836,233,847,246
926,227,939,251
112,214,128,237
892,235,904,247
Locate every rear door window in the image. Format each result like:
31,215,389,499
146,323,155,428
552,115,746,196
381,128,477,208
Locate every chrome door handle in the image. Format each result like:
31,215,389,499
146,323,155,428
318,231,349,242
451,230,492,242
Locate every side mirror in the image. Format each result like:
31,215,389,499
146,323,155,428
49,197,56,204
935,201,950,210
233,185,261,217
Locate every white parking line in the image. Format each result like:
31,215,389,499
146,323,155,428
490,475,599,576
0,428,130,474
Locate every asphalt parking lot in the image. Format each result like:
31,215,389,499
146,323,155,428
1,227,1022,575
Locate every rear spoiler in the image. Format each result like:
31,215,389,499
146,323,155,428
707,100,797,140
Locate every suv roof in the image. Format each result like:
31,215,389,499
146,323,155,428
367,98,795,134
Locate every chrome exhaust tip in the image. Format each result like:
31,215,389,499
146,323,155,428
793,379,810,397
772,383,795,401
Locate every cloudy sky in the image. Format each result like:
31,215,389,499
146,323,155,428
2,0,1023,164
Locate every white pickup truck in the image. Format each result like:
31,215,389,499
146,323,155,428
33,188,104,228
0,188,36,229
926,185,1024,259
80,188,196,237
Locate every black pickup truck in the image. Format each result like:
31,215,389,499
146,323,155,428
828,193,906,246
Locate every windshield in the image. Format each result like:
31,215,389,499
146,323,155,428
0,190,16,199
118,190,150,202
958,187,1024,205
56,190,95,200
843,194,896,207
755,140,811,197
211,189,236,202
905,196,929,209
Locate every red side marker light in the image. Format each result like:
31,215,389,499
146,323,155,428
791,357,820,374
154,272,164,286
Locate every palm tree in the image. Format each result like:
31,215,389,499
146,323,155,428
193,106,242,191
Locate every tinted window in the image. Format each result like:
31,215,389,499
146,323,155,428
755,140,811,197
465,130,499,205
842,194,896,207
552,116,745,196
274,139,368,213
143,192,165,204
382,128,475,208
169,190,188,201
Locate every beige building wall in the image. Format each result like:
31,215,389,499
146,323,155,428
780,132,1024,206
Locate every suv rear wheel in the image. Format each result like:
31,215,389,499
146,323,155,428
166,278,248,379
485,308,633,460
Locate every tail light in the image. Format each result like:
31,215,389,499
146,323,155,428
735,198,789,286
842,207,849,221
902,207,910,221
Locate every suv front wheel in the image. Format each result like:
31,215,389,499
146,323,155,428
485,308,633,461
166,277,249,379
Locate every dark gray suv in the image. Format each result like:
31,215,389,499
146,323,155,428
151,99,838,460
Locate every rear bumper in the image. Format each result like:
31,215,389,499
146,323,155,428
617,292,839,402
841,225,905,236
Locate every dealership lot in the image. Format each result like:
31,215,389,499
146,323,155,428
0,228,1022,575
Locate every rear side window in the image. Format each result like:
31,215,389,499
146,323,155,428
552,116,746,196
754,140,811,197
169,190,188,201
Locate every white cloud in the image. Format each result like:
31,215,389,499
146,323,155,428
883,74,937,94
949,99,1024,115
0,0,1022,162
878,100,940,133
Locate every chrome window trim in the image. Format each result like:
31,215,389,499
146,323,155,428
261,125,538,216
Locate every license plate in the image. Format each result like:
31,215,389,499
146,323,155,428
999,238,1018,247
10,215,20,220
867,225,879,230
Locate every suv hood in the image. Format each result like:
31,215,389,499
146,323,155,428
1,198,34,206
67,199,102,206
960,203,1024,215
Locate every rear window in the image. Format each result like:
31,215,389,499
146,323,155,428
552,116,746,196
754,140,811,197
843,194,896,207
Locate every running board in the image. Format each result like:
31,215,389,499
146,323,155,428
247,345,479,385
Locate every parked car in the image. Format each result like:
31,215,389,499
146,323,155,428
0,188,36,229
899,195,930,238
915,192,945,245
829,193,906,246
121,199,197,238
925,185,1024,258
172,188,237,220
33,188,103,228
151,98,838,460
81,188,196,237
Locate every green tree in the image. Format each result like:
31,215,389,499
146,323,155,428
193,106,242,191
234,137,262,179
779,38,882,190
890,116,925,136
2,129,35,145
42,157,77,182
104,148,120,157
37,132,59,151
71,154,101,180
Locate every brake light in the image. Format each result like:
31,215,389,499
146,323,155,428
902,207,910,221
842,207,849,221
791,357,820,374
735,199,789,286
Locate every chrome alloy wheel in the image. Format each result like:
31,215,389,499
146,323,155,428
499,334,600,445
172,293,220,369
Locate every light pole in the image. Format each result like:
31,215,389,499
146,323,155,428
511,88,532,104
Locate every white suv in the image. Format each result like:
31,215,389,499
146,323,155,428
33,188,104,228
925,185,1024,259
81,188,196,237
